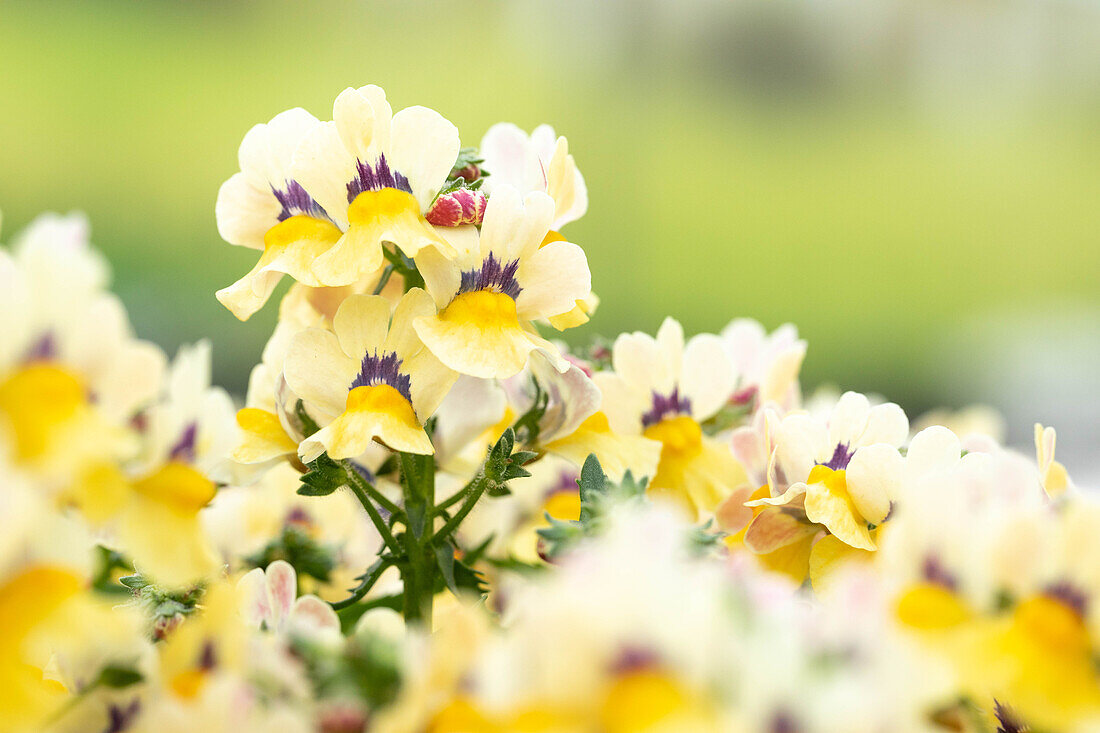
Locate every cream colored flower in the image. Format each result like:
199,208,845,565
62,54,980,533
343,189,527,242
291,84,459,287
413,186,591,379
592,318,746,518
479,122,587,230
284,290,457,459
747,391,908,552
215,108,343,320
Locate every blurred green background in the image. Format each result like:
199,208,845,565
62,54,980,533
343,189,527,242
2,1,1098,467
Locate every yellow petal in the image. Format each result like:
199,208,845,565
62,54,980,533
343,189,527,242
414,292,535,379
315,384,432,458
233,407,298,463
0,364,85,461
545,411,662,483
809,534,874,596
802,467,875,551
895,583,971,630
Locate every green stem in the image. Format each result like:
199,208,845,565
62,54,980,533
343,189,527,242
398,452,436,627
330,556,395,611
431,471,490,544
344,466,402,556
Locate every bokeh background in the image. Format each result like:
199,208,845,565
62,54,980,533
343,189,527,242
2,0,1097,477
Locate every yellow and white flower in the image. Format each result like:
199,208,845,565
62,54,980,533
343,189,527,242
479,122,588,230
592,318,747,518
413,186,591,379
284,290,457,459
746,391,908,554
215,108,341,320
290,84,459,287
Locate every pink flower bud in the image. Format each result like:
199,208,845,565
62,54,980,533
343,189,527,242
426,188,487,227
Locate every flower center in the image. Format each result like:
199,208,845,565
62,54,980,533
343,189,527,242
643,415,702,456
0,363,85,460
347,187,421,227
345,384,420,429
895,583,971,629
133,462,217,515
1014,594,1089,655
263,214,343,251
440,290,520,330
807,464,848,495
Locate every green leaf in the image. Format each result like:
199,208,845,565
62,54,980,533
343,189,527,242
96,665,143,689
295,400,321,438
299,453,347,497
433,543,459,595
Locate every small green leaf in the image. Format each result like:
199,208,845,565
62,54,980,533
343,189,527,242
96,666,143,689
299,453,347,497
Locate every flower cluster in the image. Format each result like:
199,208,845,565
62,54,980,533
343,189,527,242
1,85,1095,733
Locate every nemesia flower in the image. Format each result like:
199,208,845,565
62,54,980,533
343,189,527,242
745,391,908,556
414,186,591,379
285,290,457,459
215,108,340,320
592,318,747,518
479,122,588,230
721,318,807,409
290,84,459,287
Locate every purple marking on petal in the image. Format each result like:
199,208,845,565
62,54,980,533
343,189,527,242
168,422,198,463
346,153,412,203
770,711,800,733
608,645,659,674
1045,581,1089,617
350,350,413,404
641,388,692,428
272,180,332,222
921,555,957,590
104,700,141,733
458,253,522,300
24,332,57,362
199,640,218,671
820,442,854,471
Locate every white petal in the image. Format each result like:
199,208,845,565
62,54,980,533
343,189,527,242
333,294,392,361
775,414,828,483
680,334,735,421
284,328,358,416
906,425,961,481
479,122,530,194
290,121,355,229
828,391,871,447
236,567,271,629
845,443,902,524
215,172,279,250
389,106,460,209
859,402,909,447
514,240,591,320
479,187,554,263
265,559,298,631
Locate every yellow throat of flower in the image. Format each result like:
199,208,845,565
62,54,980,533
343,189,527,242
348,188,422,227
346,383,420,429
0,364,86,461
263,214,342,251
643,415,702,457
133,462,217,515
1013,594,1089,656
440,291,520,331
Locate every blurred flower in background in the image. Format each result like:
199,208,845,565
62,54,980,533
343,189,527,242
0,0,1096,478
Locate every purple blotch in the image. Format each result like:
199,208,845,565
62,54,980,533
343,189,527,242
168,422,198,463
272,180,331,222
641,388,692,428
350,351,413,404
458,253,523,300
346,153,412,202
820,442,854,471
